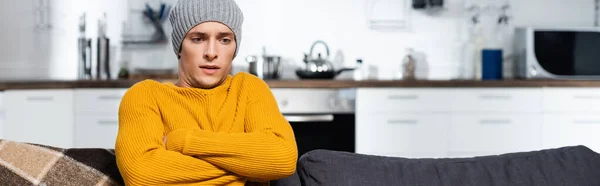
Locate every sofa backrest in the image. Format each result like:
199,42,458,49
297,146,600,186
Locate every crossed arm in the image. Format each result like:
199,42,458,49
115,82,297,185
163,81,298,181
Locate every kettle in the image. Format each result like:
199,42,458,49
296,40,354,79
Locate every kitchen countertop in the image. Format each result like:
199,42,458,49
1,79,600,90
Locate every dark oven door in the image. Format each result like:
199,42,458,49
284,113,355,157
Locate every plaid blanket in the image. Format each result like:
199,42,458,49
0,139,124,186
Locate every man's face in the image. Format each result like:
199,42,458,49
178,22,236,89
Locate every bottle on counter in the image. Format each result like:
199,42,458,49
96,13,111,80
401,48,416,80
353,59,364,81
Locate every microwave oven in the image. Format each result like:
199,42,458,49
514,27,600,79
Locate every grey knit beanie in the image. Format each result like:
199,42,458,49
169,0,244,58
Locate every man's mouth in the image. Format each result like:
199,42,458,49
199,65,220,69
199,65,220,75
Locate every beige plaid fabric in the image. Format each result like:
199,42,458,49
0,139,123,186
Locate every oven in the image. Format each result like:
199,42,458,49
271,88,355,157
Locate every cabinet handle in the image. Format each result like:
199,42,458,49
479,119,511,125
27,96,54,101
97,120,118,125
97,95,122,100
479,95,512,100
573,95,600,100
284,115,334,122
573,120,600,125
387,119,418,125
388,95,418,100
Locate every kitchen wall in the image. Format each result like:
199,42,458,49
0,0,595,80
124,0,597,80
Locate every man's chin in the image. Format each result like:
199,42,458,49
193,77,224,89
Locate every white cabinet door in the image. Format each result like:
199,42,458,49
543,88,600,114
0,91,4,139
74,89,128,114
356,113,450,158
356,88,453,114
448,114,543,157
73,89,127,148
4,89,74,148
74,114,119,149
542,114,600,154
452,88,542,113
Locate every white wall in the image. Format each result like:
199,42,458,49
130,0,593,80
1,0,595,80
231,0,596,80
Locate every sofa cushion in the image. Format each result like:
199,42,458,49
0,139,124,186
297,146,600,186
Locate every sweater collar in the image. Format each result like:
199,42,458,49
164,75,233,96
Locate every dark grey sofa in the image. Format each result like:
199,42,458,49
3,138,598,186
273,145,600,186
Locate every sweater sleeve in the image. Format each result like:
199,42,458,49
115,82,239,185
165,79,298,181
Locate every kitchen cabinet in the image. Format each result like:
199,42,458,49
541,88,600,153
356,88,453,158
74,114,120,149
356,88,545,158
0,92,4,139
448,114,542,157
356,88,453,114
451,88,542,114
73,89,127,148
542,114,600,153
74,89,127,115
356,113,450,158
542,88,600,114
4,89,74,148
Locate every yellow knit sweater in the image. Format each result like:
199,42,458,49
115,72,298,186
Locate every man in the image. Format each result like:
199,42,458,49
114,0,298,185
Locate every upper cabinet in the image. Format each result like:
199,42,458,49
0,0,84,80
0,0,50,80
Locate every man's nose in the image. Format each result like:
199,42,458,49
204,41,218,61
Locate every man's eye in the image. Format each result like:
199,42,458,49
191,38,203,42
221,38,231,44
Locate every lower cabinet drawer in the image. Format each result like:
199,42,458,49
74,114,119,149
542,114,600,153
356,113,450,158
448,114,543,156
